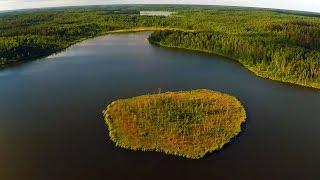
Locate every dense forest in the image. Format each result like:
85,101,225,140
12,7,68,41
149,28,320,88
0,5,319,88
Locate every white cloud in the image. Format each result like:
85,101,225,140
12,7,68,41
0,0,319,13
0,0,106,10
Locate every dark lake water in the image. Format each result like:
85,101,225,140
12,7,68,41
1,32,320,180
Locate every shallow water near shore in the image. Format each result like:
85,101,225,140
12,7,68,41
1,32,320,179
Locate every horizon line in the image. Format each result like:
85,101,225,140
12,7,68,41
0,4,320,15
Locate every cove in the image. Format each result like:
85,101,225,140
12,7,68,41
0,32,320,179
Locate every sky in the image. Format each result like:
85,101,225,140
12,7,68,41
0,0,319,13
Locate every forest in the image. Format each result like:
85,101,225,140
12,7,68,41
0,5,319,88
149,28,320,89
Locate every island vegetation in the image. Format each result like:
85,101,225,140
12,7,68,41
103,89,246,159
0,5,319,89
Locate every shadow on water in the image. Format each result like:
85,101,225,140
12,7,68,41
203,119,250,159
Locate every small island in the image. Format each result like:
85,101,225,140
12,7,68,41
103,89,246,159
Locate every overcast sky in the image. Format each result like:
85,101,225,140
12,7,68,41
0,0,319,13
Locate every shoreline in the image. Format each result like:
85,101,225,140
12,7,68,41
0,27,192,69
2,28,319,90
103,90,247,159
149,40,320,90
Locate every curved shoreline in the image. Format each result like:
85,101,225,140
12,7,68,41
103,90,247,159
2,28,319,90
149,40,320,90
0,27,193,69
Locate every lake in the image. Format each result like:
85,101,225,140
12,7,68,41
1,32,320,179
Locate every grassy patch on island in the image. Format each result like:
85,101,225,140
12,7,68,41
103,89,246,159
